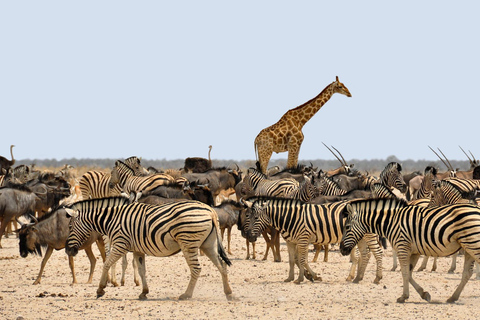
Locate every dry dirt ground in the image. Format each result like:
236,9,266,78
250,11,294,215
1,230,480,320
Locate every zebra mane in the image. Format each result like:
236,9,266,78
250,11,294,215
438,180,477,200
247,167,267,179
348,197,409,208
67,196,130,210
245,195,307,205
115,160,134,174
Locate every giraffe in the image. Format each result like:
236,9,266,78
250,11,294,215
254,76,352,173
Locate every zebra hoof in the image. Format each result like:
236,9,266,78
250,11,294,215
179,293,192,300
96,290,105,299
396,295,408,303
139,293,148,300
446,296,457,304
422,292,431,302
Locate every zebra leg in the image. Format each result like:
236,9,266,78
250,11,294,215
121,253,128,286
296,242,320,284
323,245,329,263
475,262,480,280
284,242,297,282
132,252,149,300
97,248,125,298
409,254,431,302
417,256,428,271
84,245,97,284
261,230,271,261
33,246,54,285
132,257,140,286
352,239,371,284
448,252,458,274
272,231,282,263
431,257,437,272
68,255,78,285
447,252,475,303
312,244,320,263
346,247,359,281
179,246,201,300
200,232,233,301
391,249,398,271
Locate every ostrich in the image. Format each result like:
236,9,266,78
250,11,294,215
184,145,213,173
0,145,15,172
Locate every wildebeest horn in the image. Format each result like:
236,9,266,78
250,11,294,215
16,216,25,227
29,214,38,224
322,142,346,166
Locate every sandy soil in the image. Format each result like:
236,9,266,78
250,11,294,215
1,230,480,320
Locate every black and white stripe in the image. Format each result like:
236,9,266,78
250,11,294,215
340,198,480,303
65,197,233,300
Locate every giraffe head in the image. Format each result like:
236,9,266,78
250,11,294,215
333,76,352,97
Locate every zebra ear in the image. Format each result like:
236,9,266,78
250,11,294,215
65,208,78,218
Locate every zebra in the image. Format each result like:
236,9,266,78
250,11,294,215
79,156,148,199
379,162,407,194
65,197,233,300
242,197,384,284
416,179,479,273
243,168,299,198
288,175,320,202
315,170,347,196
340,198,480,303
110,160,176,200
411,166,437,200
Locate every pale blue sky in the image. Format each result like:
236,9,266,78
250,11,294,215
1,1,479,163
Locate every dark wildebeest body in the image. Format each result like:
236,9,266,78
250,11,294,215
17,207,106,284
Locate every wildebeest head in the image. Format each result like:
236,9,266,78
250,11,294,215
16,216,42,258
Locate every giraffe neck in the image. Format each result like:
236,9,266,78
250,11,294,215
282,82,335,129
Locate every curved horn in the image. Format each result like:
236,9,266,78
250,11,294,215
16,216,25,227
331,145,348,167
428,146,452,171
469,150,478,164
459,146,473,162
29,214,38,224
322,142,345,166
437,148,454,172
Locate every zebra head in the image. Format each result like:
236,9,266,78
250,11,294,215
64,206,92,257
339,202,367,256
241,198,271,242
380,162,407,194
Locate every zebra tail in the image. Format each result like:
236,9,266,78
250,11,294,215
210,211,232,267
217,239,232,267
381,237,387,249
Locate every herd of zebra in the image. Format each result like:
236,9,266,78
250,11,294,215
2,148,480,304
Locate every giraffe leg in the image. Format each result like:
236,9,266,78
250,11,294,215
286,135,303,169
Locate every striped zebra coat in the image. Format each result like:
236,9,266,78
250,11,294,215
243,197,383,284
243,168,299,198
79,156,148,199
340,198,480,303
110,160,176,200
65,197,233,301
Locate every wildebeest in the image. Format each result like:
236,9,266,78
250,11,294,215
0,184,40,248
16,207,106,285
181,166,242,204
213,200,245,255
